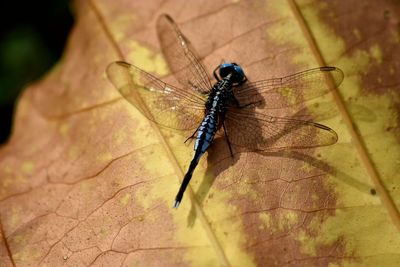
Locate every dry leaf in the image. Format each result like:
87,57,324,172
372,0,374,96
0,0,399,266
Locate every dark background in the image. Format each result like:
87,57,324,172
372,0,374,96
0,1,73,144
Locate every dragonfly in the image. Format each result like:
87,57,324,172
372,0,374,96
106,14,344,208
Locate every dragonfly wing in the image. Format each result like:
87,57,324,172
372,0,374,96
234,67,344,110
107,61,206,131
157,14,212,94
224,107,338,151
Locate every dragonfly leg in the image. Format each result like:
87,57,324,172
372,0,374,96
213,65,221,81
236,74,247,86
184,128,199,144
222,122,234,157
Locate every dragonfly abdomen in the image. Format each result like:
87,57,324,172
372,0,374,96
195,110,219,153
173,110,219,208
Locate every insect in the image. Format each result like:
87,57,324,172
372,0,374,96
106,14,344,208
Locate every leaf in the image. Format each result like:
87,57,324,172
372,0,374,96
1,0,400,266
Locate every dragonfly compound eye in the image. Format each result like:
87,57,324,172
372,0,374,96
219,63,246,84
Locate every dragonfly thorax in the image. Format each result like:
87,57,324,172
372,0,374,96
206,78,233,113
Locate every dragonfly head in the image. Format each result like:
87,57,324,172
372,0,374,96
218,63,246,85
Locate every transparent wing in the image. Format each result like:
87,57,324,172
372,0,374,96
225,108,338,151
106,61,207,131
157,14,212,94
234,67,344,110
224,67,343,150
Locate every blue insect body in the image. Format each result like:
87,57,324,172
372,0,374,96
106,14,343,208
174,64,247,208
